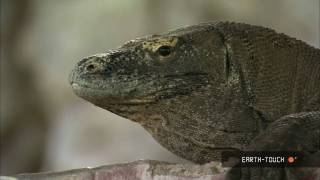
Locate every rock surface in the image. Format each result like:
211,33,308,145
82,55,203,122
5,160,227,180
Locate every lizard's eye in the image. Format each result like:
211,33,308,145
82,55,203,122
157,45,172,57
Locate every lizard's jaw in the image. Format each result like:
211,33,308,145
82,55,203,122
70,81,156,121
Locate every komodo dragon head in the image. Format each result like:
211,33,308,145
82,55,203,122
70,23,259,163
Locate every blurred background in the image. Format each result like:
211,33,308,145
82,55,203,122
1,0,319,175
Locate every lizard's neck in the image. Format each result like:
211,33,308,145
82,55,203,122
138,83,261,163
216,22,314,120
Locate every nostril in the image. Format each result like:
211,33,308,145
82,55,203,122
86,64,96,71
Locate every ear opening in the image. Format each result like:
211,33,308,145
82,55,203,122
225,45,231,82
213,27,232,83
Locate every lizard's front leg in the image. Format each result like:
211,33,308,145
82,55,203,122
227,111,320,180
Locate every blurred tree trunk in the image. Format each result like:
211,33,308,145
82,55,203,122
1,0,49,175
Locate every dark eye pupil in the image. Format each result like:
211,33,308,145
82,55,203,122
158,46,171,57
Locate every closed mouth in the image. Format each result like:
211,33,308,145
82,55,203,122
71,82,156,105
70,71,208,106
163,72,208,78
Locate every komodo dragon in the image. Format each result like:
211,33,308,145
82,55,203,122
69,22,320,180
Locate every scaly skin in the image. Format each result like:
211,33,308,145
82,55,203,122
69,22,320,180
